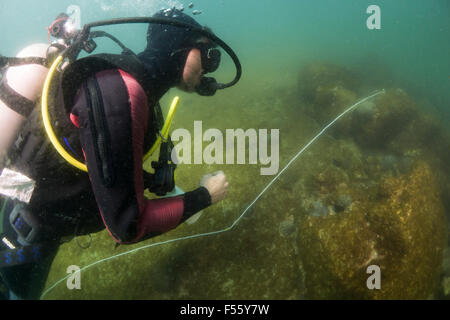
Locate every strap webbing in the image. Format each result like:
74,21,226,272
0,56,48,69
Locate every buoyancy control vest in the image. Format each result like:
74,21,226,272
5,52,165,239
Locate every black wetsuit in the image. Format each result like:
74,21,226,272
0,9,213,299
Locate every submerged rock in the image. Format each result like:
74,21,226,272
334,194,352,213
297,161,448,299
332,89,420,151
279,215,297,238
298,62,362,125
309,200,329,217
298,62,361,103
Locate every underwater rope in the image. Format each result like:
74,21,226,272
40,89,386,299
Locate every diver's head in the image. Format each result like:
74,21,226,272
138,8,221,95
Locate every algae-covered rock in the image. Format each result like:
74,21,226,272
298,62,361,125
388,113,443,155
333,89,420,151
389,112,450,211
314,86,358,125
297,161,448,299
298,62,361,103
295,62,450,299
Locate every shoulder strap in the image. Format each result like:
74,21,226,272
0,55,49,69
0,55,50,118
0,78,36,117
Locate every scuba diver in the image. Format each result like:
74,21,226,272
0,8,241,299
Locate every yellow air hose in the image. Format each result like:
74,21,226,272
41,55,180,173
41,55,88,171
143,96,180,162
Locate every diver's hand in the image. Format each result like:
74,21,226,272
201,171,229,204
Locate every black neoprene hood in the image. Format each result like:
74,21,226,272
137,8,206,89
